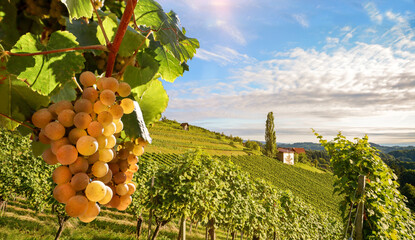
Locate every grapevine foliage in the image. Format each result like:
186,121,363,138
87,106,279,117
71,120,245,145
0,0,199,136
0,0,198,231
134,149,343,239
315,132,415,240
0,128,55,212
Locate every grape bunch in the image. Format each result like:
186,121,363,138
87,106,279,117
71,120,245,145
31,71,146,222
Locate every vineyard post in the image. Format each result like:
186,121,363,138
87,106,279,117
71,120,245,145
355,175,366,240
137,213,144,239
147,176,155,240
178,215,186,240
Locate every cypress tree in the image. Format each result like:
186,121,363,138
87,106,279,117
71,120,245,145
264,112,277,157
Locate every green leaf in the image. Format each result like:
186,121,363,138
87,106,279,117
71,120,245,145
17,124,33,136
61,0,93,20
121,100,152,143
66,18,101,55
7,31,85,96
154,45,183,82
134,0,199,61
134,79,168,125
0,0,20,50
50,81,77,103
96,12,146,57
123,65,157,89
0,59,49,130
123,65,168,125
137,50,160,72
31,141,49,157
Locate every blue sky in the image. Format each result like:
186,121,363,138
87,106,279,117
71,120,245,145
156,0,415,145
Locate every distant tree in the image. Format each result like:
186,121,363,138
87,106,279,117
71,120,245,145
401,183,415,211
264,112,277,158
245,140,261,151
233,136,243,143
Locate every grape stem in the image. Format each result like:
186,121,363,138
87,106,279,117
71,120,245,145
90,0,111,46
4,45,107,57
117,30,153,78
105,0,138,77
72,77,83,93
0,113,35,130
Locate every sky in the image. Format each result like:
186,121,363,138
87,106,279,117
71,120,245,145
155,0,415,146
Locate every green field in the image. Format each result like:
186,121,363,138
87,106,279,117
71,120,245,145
146,120,251,156
0,198,219,240
1,120,342,239
141,152,341,214
142,120,341,214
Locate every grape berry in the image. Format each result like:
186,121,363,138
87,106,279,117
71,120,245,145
31,71,145,222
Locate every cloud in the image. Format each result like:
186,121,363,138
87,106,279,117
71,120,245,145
214,20,247,45
195,46,256,65
385,11,406,24
164,8,415,144
364,2,383,24
292,14,309,28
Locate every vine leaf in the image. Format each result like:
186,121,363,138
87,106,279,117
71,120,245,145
0,0,20,50
96,12,146,57
137,50,160,72
154,44,183,82
50,81,77,103
123,65,157,89
123,66,168,125
31,141,49,157
134,0,199,61
66,18,101,55
7,31,85,96
134,79,168,125
121,101,152,143
0,59,49,130
61,0,93,20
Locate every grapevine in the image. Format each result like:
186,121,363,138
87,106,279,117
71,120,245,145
31,71,146,221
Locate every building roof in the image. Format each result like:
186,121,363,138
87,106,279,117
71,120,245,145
278,148,295,153
180,123,189,126
292,148,306,154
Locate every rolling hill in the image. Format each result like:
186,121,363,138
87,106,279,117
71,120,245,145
145,119,342,214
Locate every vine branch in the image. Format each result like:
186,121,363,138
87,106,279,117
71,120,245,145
105,0,138,77
0,113,35,130
4,45,107,57
90,0,111,46
117,30,153,78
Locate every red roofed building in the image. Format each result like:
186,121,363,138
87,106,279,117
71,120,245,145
277,148,295,165
292,148,306,154
276,147,306,165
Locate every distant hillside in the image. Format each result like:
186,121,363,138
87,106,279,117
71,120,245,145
370,143,415,153
278,142,324,151
388,149,415,162
278,142,415,153
146,119,259,156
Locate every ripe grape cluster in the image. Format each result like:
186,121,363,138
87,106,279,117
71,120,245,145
32,71,146,222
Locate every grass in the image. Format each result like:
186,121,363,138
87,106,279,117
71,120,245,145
146,120,249,156
223,155,342,214
295,163,327,173
0,198,220,240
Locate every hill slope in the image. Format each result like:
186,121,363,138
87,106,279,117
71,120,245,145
145,120,342,214
146,119,253,156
